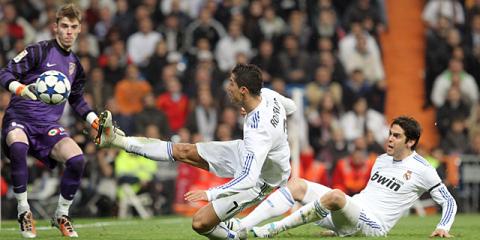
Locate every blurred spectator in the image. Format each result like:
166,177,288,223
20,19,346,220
85,67,113,112
277,34,310,84
340,33,385,86
340,97,388,145
331,136,375,196
436,87,471,137
127,17,162,67
313,50,348,83
158,14,184,52
317,126,350,172
2,2,35,44
258,6,286,41
102,51,127,86
114,64,152,116
440,116,470,155
94,6,114,45
311,8,343,51
305,65,343,115
339,21,380,69
219,106,243,140
72,22,100,57
186,89,218,141
467,102,480,137
431,58,479,107
184,8,226,52
285,10,312,50
250,39,278,83
0,20,14,64
215,21,252,72
465,130,480,155
134,94,171,137
423,0,465,29
156,78,189,133
424,16,453,103
145,40,169,92
341,69,372,111
343,0,385,38
308,109,340,156
243,0,263,49
112,0,136,40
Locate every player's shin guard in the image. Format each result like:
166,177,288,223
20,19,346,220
124,137,174,162
269,199,329,234
59,155,85,213
241,187,294,230
201,222,244,240
9,142,31,214
9,142,29,194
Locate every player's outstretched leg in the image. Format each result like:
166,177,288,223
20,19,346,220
95,110,208,170
252,199,329,238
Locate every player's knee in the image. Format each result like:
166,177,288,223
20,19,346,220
65,155,85,174
287,178,307,201
321,189,345,210
191,214,210,233
175,143,196,159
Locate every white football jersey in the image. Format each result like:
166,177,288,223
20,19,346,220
353,151,444,232
207,88,296,199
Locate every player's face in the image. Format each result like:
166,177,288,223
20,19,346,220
55,17,81,50
226,74,243,105
386,124,414,159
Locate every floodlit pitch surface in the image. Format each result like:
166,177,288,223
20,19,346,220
1,214,478,239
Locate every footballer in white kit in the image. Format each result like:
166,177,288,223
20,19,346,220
246,116,457,238
96,64,297,239
197,87,295,220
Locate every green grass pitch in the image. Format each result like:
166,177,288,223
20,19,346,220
1,214,478,239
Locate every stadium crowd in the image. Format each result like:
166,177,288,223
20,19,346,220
0,0,479,219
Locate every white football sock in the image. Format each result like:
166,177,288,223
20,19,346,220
55,194,73,217
201,222,239,239
301,181,320,205
241,187,294,230
274,199,329,232
15,192,30,216
122,137,174,162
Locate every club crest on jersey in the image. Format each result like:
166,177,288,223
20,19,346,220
69,62,76,76
403,170,412,180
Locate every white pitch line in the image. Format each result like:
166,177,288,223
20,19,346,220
0,218,185,231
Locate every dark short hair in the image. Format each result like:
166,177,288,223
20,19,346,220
56,3,82,23
391,116,422,150
231,64,263,96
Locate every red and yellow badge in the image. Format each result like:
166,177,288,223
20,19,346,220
403,170,412,180
69,62,76,76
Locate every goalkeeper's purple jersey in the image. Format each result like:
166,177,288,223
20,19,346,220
0,39,93,124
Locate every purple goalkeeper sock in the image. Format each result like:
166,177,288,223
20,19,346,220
9,142,29,193
60,155,85,200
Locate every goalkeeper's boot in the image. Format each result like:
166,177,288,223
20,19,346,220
252,222,282,238
95,110,123,147
51,215,78,238
18,211,36,238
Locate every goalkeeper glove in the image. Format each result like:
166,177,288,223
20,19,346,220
8,81,38,100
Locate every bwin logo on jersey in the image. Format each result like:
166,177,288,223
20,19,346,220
370,171,404,191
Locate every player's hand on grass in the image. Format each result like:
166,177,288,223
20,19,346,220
430,229,453,238
184,190,208,202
